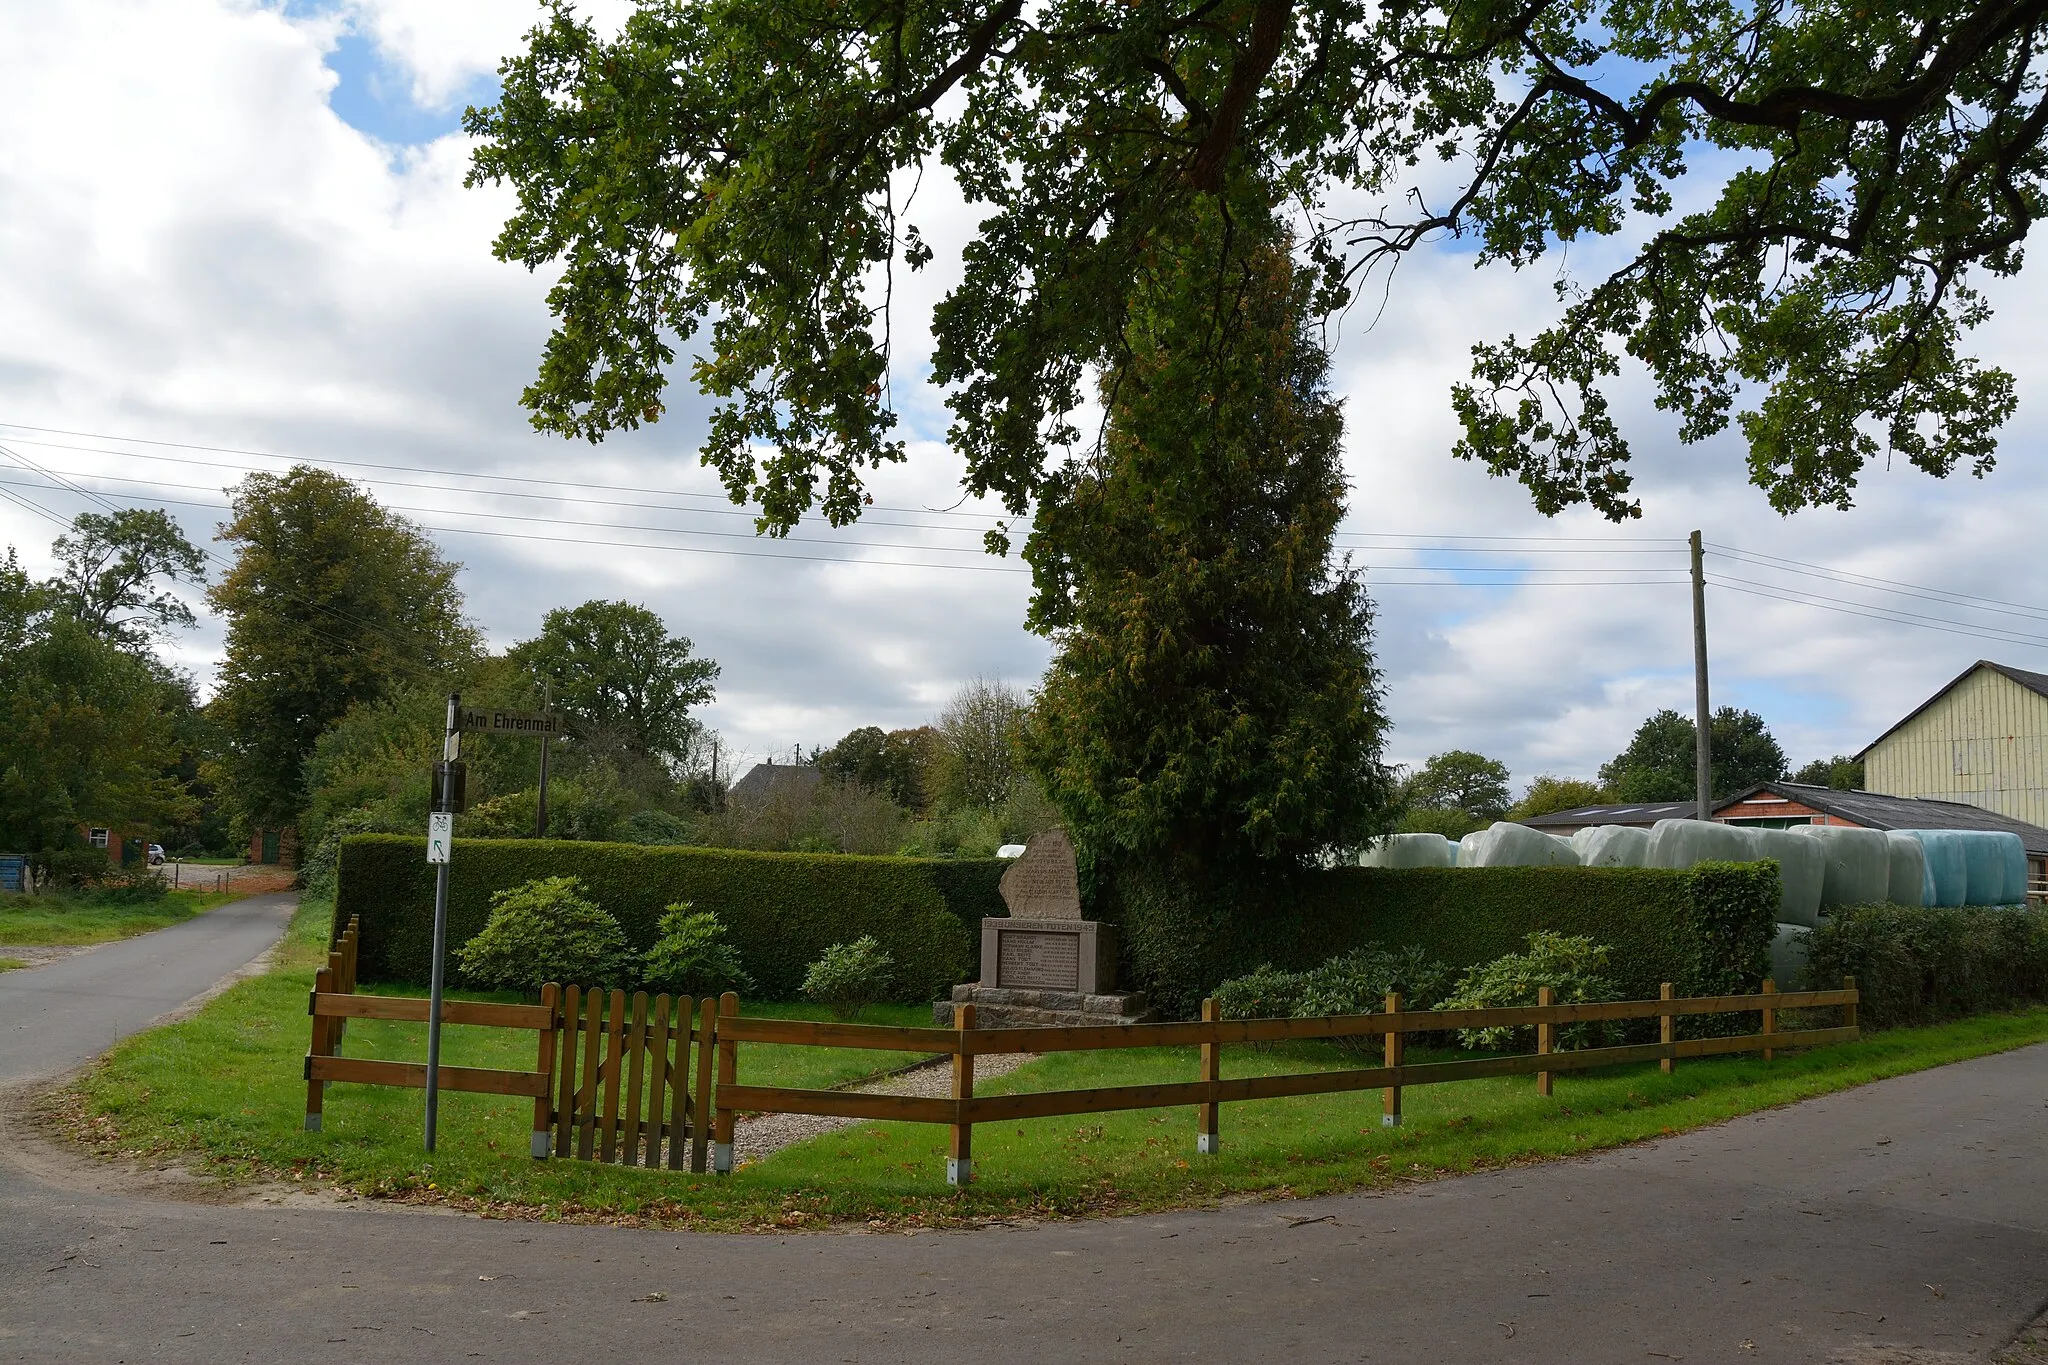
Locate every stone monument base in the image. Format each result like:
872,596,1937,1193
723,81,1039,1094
934,983,1157,1029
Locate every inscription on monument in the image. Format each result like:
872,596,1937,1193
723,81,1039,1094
1000,828,1083,919
996,929,1083,991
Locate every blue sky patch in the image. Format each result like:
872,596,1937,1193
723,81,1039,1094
322,25,495,146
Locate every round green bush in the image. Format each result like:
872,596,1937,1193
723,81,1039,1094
455,875,634,993
639,904,754,996
801,936,895,1021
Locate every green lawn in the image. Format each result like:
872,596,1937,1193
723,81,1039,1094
0,887,243,946
61,892,2048,1232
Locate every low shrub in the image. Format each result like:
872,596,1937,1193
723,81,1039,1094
802,936,895,1021
1806,903,2048,1028
1211,963,1312,1024
638,905,753,996
1436,931,1618,1051
85,869,170,905
454,876,635,994
1213,945,1455,1055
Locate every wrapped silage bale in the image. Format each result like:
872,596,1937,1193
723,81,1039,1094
1769,923,1811,990
1753,828,1825,928
1571,824,1652,868
1454,826,1493,867
1906,830,1970,907
1646,818,1761,869
1799,825,1892,909
1359,833,1458,868
1884,832,1927,907
1961,830,2028,905
1462,821,1580,867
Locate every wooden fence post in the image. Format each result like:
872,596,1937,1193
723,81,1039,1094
948,1002,977,1185
712,992,739,1174
1843,975,1859,1034
663,994,694,1170
304,965,333,1132
1660,982,1676,1075
597,990,627,1163
1760,978,1777,1063
1197,997,1221,1155
691,995,716,1173
577,987,603,1160
644,993,672,1169
531,983,559,1158
621,991,649,1165
1382,991,1403,1127
1536,985,1554,1097
554,984,581,1157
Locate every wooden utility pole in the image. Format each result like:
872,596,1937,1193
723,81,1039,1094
1690,530,1712,822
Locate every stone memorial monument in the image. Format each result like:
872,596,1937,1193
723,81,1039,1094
935,828,1155,1028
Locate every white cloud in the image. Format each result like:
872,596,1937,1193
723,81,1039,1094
1,0,2043,790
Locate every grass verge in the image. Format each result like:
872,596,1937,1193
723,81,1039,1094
0,887,244,946
58,893,2048,1233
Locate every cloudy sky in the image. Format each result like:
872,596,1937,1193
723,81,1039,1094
2,0,2044,789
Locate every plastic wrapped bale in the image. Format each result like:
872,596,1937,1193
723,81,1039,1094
1646,819,1761,870
1960,830,2028,905
1906,830,1970,907
1799,825,1892,909
1753,828,1826,928
1454,827,1494,867
1464,821,1580,867
1884,832,1927,907
1359,833,1458,868
1769,923,1811,990
1570,824,1651,868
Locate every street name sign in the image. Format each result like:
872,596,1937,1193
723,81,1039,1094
457,708,564,737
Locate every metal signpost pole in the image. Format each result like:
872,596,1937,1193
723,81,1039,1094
1690,531,1713,822
534,682,552,838
424,692,460,1153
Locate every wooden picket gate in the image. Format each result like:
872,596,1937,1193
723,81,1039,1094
304,918,722,1171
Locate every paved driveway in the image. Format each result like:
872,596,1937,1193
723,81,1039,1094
0,897,2043,1363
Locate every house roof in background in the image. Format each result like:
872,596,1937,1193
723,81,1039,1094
1520,801,1699,828
1716,781,2048,857
729,762,823,805
1856,660,2048,757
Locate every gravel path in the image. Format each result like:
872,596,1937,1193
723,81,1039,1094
730,1051,1039,1164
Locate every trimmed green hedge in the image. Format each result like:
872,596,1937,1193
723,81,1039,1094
334,834,1779,1018
1806,903,2048,1028
333,836,1007,1002
1112,860,1780,1017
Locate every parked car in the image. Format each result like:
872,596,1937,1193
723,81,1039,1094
147,844,165,867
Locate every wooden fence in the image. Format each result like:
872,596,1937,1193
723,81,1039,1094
713,979,1859,1184
303,918,720,1170
303,922,1858,1185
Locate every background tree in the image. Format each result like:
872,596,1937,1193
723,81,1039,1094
508,599,719,793
208,467,478,831
50,509,206,646
472,0,2048,538
0,552,193,877
820,724,936,811
1402,751,1513,824
930,678,1027,811
1600,708,1788,803
1508,775,1610,821
1791,756,1867,790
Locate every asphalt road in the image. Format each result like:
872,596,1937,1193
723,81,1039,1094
1,897,2044,1363
0,891,297,1084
